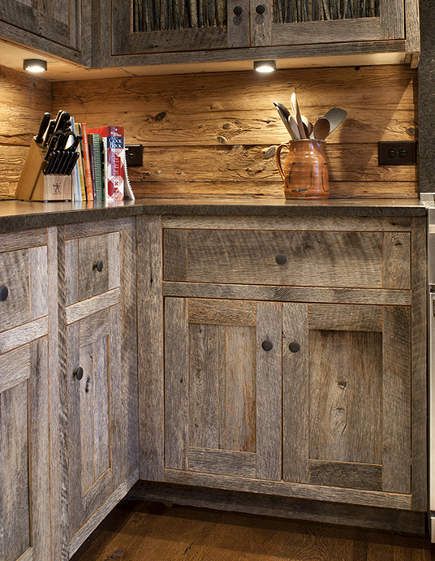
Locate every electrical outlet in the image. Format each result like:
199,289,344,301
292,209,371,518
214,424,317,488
378,141,417,166
126,144,144,167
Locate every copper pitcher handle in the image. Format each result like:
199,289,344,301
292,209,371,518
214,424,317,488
275,144,288,180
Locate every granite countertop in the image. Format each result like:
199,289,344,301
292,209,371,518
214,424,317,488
0,197,427,233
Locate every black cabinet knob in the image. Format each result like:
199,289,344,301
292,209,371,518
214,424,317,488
256,4,266,14
233,5,243,16
275,254,287,265
289,342,300,353
73,366,84,381
262,340,273,351
0,285,8,302
93,260,104,272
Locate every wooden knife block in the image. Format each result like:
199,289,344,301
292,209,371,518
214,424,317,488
16,140,72,202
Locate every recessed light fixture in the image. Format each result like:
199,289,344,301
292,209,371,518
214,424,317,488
23,58,47,74
254,60,276,74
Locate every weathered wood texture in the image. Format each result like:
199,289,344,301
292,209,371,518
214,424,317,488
0,65,52,199
52,65,417,198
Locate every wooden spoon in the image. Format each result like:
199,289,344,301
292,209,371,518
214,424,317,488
313,117,330,140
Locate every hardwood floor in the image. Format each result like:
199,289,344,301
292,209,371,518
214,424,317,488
71,500,434,561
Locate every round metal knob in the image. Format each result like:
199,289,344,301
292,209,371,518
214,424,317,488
233,5,243,16
73,366,84,381
0,285,8,302
289,342,300,353
93,260,104,272
262,340,273,352
275,254,287,265
256,4,266,14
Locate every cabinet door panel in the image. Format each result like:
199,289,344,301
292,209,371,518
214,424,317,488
164,297,282,482
0,340,50,561
66,306,123,536
253,0,405,47
111,0,250,56
282,302,411,496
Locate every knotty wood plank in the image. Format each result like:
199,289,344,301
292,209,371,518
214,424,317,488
163,281,412,306
164,297,189,470
137,216,164,481
0,344,31,394
65,288,120,325
382,232,411,289
256,302,282,481
309,461,383,492
188,298,256,326
308,303,384,332
0,316,48,354
29,245,48,320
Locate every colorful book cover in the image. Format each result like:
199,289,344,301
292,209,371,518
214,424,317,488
80,123,94,202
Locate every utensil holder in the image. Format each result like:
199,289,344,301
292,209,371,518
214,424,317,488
275,140,329,199
15,140,72,202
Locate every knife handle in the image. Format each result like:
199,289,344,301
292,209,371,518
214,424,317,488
35,112,50,144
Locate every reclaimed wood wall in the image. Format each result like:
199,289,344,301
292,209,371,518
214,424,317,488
53,64,417,199
0,65,52,199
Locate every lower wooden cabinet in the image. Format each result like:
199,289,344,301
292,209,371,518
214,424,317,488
163,296,413,509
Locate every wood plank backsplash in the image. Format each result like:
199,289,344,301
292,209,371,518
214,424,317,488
0,65,52,199
53,64,417,199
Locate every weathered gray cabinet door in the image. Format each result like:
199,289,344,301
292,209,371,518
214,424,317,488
111,0,250,56
165,297,282,482
0,339,50,561
0,0,91,64
66,306,125,542
252,0,405,47
282,302,411,498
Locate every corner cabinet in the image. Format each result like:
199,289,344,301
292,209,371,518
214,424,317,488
61,218,139,559
0,0,92,65
139,214,427,516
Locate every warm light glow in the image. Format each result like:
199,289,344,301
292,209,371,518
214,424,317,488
254,60,276,74
23,59,47,74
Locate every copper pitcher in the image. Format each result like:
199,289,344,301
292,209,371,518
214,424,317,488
275,140,329,199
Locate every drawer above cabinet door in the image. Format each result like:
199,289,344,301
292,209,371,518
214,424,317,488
163,228,411,289
65,232,119,305
0,231,48,335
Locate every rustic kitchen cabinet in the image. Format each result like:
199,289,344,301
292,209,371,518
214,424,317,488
138,214,427,516
94,0,419,67
0,228,51,561
0,0,91,65
61,218,139,558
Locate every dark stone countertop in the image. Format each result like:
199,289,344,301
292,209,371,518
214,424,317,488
0,196,427,233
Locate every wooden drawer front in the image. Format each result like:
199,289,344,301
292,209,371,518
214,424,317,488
66,232,121,305
163,229,410,289
0,246,48,333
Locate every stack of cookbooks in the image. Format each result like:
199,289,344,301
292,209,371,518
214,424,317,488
71,121,134,203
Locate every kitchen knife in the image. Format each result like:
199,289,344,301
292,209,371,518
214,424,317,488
34,112,51,144
42,119,56,146
53,111,70,136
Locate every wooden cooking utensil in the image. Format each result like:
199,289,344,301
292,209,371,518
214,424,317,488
287,116,301,140
273,102,298,139
290,91,306,139
313,117,330,140
301,115,313,138
323,107,347,135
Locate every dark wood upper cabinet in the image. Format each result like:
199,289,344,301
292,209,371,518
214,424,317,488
0,0,91,65
111,0,250,56
253,0,405,47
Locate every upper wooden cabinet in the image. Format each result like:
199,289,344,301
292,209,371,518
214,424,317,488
94,0,419,67
0,0,91,65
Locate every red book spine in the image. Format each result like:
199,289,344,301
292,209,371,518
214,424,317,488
80,123,94,202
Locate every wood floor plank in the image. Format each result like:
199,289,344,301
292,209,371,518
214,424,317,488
70,502,433,561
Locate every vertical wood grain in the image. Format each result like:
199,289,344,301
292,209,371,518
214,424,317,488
137,216,165,480
164,297,189,469
256,301,282,480
282,302,309,483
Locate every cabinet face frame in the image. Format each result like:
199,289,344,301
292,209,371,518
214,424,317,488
252,0,405,47
110,0,250,56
